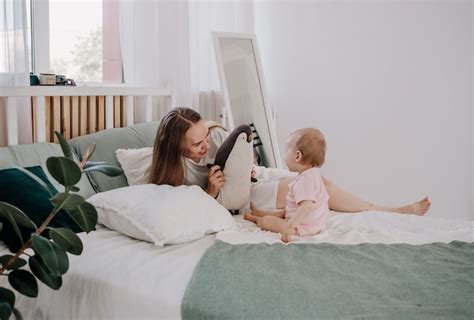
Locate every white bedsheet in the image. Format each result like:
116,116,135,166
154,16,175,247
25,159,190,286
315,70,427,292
5,226,215,320
217,211,474,245
3,212,473,320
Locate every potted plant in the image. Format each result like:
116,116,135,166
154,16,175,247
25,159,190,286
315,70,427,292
0,132,123,319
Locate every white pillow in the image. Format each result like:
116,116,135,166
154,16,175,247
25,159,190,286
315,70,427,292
115,148,152,185
87,184,236,246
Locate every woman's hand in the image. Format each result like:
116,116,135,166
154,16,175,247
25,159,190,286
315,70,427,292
206,165,225,198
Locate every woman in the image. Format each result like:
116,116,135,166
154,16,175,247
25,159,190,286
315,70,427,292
149,107,431,215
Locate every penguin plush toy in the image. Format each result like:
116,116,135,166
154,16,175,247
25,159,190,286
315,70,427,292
207,124,254,214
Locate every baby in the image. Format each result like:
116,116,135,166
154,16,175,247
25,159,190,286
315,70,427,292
244,128,328,243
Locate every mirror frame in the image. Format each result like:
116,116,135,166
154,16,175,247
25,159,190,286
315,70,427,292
212,31,283,168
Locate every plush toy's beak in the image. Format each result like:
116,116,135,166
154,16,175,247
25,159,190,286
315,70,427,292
241,125,253,143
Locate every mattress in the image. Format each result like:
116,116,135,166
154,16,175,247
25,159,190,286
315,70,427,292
2,226,215,320
2,211,472,319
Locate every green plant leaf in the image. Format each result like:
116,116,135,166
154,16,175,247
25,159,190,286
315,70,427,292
30,235,59,276
0,287,15,309
0,255,27,270
31,235,69,275
83,164,123,177
29,255,62,290
50,243,69,275
0,203,37,244
0,302,12,320
54,131,73,160
83,161,109,169
0,203,37,230
84,143,96,159
50,193,85,210
46,157,81,187
65,202,97,233
0,287,15,320
12,308,23,320
69,186,80,192
8,270,38,298
49,228,83,255
12,166,55,197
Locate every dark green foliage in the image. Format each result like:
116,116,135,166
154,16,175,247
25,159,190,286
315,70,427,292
66,202,98,233
0,166,82,252
46,157,82,187
48,228,83,255
0,256,26,270
7,270,38,298
0,131,124,319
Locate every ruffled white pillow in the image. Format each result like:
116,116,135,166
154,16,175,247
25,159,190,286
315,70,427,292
87,184,236,246
115,148,153,185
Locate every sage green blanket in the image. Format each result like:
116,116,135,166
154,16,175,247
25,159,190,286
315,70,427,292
182,241,474,319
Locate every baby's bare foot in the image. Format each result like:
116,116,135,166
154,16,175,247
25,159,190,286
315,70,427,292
397,197,431,215
249,202,265,217
244,212,258,224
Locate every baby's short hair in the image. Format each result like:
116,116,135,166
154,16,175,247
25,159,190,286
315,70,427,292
291,128,326,167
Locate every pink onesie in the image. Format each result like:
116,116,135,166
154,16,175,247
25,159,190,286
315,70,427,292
285,167,329,236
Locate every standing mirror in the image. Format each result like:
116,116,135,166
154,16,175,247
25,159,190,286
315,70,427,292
213,32,283,168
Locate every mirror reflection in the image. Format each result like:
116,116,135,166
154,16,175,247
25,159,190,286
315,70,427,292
214,34,281,168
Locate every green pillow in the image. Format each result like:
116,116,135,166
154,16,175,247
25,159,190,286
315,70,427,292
0,166,82,252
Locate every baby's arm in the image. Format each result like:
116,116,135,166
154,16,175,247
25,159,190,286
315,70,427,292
281,200,315,242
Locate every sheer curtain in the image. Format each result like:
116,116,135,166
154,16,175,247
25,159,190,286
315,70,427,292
118,0,254,123
0,0,31,145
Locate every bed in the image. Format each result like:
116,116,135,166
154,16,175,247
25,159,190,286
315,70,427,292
2,210,472,319
1,88,473,319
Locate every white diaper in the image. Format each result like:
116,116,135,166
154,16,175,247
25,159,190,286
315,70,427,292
244,166,297,212
249,180,280,211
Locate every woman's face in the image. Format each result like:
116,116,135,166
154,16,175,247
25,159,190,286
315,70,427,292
183,120,210,162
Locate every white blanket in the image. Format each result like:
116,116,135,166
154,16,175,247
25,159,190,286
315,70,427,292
3,226,215,320
3,212,472,320
217,211,474,245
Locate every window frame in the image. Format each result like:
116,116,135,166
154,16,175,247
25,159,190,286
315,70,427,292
30,0,124,86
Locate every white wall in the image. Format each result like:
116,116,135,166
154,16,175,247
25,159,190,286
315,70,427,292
256,0,472,220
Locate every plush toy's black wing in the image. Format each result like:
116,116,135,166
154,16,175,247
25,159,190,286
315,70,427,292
209,124,253,171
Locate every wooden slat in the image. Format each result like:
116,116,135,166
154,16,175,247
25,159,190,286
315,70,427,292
36,96,46,142
145,95,152,122
120,96,127,127
4,90,172,146
6,97,18,145
45,97,51,142
97,96,105,131
88,96,97,133
0,99,4,146
52,96,61,143
114,96,121,128
71,96,79,138
79,96,88,135
31,97,37,143
61,96,71,139
125,95,134,126
105,96,114,129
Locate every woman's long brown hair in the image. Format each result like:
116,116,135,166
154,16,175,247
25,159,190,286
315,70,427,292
148,107,201,186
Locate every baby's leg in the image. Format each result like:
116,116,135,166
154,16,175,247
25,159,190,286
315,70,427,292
248,202,285,218
276,177,431,215
248,215,296,235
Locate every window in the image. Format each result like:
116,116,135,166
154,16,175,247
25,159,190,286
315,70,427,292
0,0,32,73
32,0,122,84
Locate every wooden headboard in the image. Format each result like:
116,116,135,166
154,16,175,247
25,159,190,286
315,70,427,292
0,86,176,146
